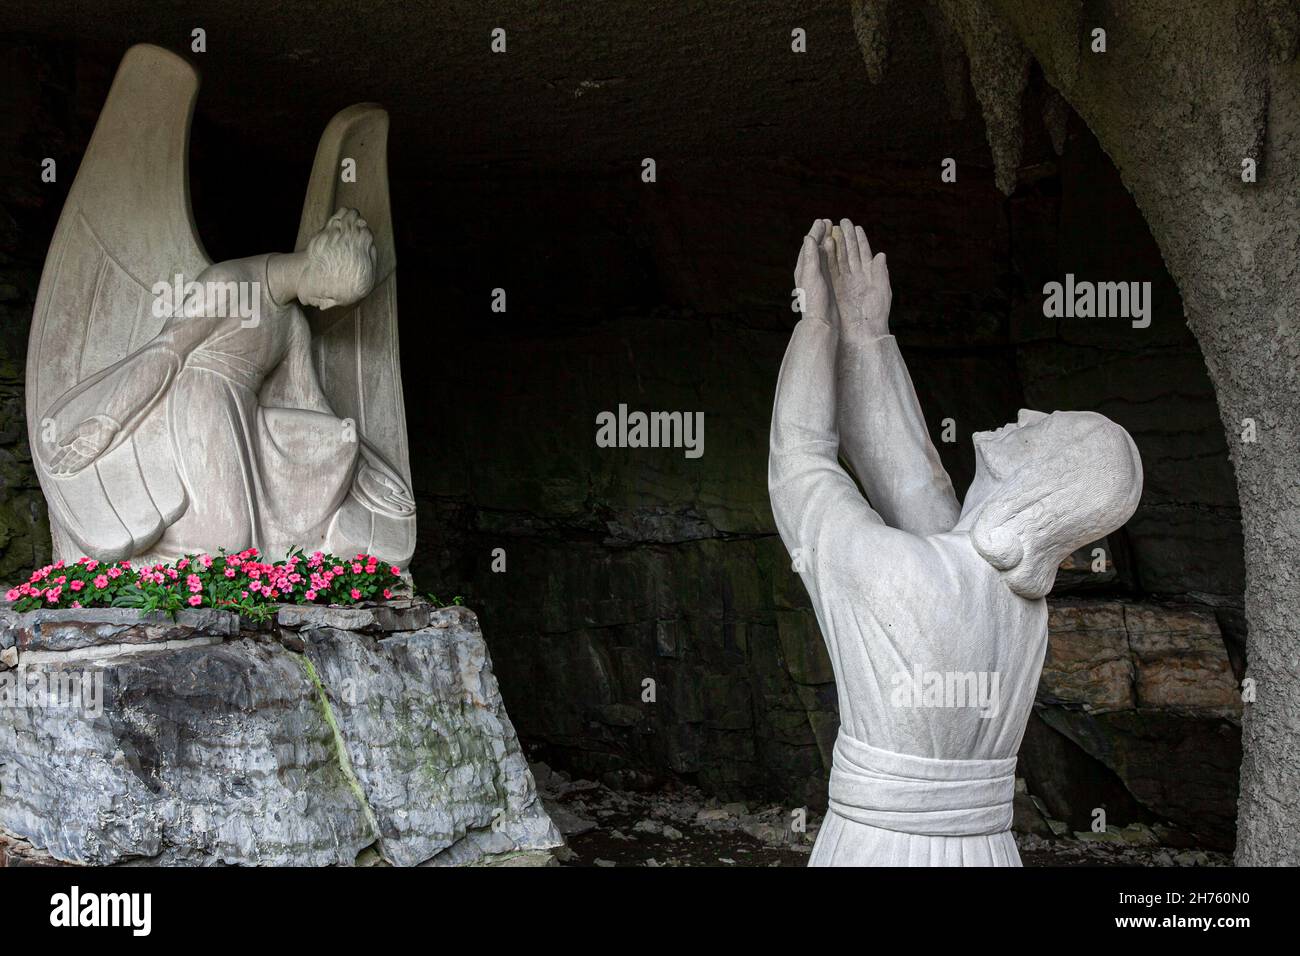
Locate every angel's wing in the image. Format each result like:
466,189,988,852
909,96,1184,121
294,105,413,498
27,44,208,561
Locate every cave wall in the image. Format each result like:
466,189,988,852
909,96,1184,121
0,32,1244,841
394,117,1244,829
0,41,69,583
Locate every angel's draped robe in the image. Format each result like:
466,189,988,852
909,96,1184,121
42,253,414,563
768,319,1048,866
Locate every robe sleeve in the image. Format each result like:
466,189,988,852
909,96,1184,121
768,316,886,579
836,333,960,536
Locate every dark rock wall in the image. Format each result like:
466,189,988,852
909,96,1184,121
0,37,1242,835
398,137,1243,822
0,41,76,583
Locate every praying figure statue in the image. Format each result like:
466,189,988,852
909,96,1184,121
27,45,416,566
769,219,1143,866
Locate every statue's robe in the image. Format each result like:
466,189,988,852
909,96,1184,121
768,321,1048,866
42,254,413,563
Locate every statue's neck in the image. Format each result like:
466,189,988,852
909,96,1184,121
266,251,309,307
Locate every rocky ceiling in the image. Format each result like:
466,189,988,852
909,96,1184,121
6,0,1010,176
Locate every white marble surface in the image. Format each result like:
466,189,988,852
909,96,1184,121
27,45,415,566
770,219,1143,866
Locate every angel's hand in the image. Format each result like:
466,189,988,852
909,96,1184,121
356,458,416,514
826,218,891,338
795,220,837,327
47,415,120,476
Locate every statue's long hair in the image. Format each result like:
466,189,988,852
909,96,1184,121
971,412,1144,599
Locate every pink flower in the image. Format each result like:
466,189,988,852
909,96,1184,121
45,586,62,603
200,554,213,569
93,575,109,588
177,558,190,569
305,590,317,601
4,588,18,601
351,563,363,574
70,580,84,592
108,567,122,579
350,588,361,600
224,568,236,578
383,588,392,599
188,595,202,606
71,601,82,608
390,566,401,576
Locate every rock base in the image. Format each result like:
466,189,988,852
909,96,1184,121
0,603,562,866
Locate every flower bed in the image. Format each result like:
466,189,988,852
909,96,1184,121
5,549,408,620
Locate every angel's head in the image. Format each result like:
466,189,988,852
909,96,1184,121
958,409,1143,599
299,208,378,310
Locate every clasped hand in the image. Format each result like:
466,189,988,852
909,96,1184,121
794,218,891,338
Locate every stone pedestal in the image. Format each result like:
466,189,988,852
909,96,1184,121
0,602,561,866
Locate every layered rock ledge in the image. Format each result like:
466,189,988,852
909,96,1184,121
0,602,562,866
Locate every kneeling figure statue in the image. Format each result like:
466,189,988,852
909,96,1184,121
769,219,1143,866
28,45,416,567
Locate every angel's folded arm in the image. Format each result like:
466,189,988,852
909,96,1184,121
91,342,184,432
72,301,217,434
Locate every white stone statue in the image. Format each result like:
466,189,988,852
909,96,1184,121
26,45,415,566
769,219,1143,866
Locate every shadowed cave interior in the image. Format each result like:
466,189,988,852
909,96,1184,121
0,1,1245,861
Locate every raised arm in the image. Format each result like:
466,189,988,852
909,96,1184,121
768,223,885,567
824,218,959,536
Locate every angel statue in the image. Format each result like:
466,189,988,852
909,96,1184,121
27,45,416,567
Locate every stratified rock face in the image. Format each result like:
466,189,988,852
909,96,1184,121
0,604,561,866
301,621,561,867
1039,600,1242,719
1039,602,1134,712
1030,599,1242,849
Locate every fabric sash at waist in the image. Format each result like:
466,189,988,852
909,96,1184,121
828,733,1016,837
